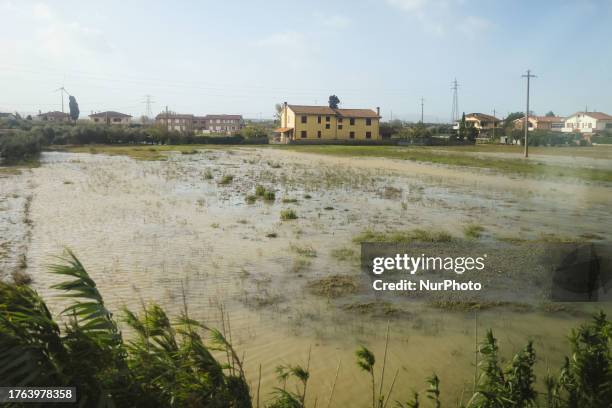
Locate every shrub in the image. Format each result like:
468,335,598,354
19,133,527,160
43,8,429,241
263,190,276,201
280,209,297,220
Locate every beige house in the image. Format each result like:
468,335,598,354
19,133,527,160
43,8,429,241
275,103,381,142
35,111,70,122
461,113,500,132
89,111,132,125
513,115,565,132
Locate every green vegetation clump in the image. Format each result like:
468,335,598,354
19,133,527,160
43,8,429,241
353,228,452,244
218,174,234,185
255,185,266,196
282,198,298,204
280,209,298,221
263,190,276,202
203,169,213,179
289,243,317,257
0,131,43,163
308,275,358,298
463,223,485,239
330,247,357,262
245,194,257,204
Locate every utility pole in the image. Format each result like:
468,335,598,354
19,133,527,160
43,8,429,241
451,78,459,124
522,70,536,158
420,97,424,124
165,105,169,131
492,108,496,140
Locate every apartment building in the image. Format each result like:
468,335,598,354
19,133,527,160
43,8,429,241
275,103,381,142
155,112,243,134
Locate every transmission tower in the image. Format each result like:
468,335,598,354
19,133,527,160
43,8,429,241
142,94,155,117
451,78,459,124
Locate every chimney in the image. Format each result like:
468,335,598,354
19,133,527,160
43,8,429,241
376,107,380,117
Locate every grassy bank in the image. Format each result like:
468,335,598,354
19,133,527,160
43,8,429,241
273,145,612,183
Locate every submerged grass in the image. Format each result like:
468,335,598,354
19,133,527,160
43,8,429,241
280,209,297,221
273,145,612,183
353,228,452,244
463,223,485,239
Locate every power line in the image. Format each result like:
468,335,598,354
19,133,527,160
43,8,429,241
451,78,459,124
142,94,155,117
420,97,425,123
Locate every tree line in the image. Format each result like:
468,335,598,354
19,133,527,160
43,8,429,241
0,121,269,163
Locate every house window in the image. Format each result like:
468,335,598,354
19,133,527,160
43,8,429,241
338,118,343,123
366,118,372,126
366,131,372,139
350,118,355,125
301,115,307,124
317,116,321,124
326,116,330,122
325,123,330,129
338,125,343,130
349,131,355,139
301,130,307,138
317,130,321,138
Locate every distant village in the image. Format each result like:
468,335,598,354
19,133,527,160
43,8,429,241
1,101,612,145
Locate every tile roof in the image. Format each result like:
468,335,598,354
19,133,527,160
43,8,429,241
89,111,132,118
570,112,612,120
465,113,500,122
205,114,242,120
287,105,379,118
155,113,194,119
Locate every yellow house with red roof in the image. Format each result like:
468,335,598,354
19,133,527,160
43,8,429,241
275,102,381,142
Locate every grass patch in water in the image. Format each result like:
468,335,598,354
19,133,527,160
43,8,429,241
282,197,298,204
308,275,358,298
289,243,317,257
463,223,484,239
280,209,297,221
218,174,234,185
330,247,357,262
353,228,452,244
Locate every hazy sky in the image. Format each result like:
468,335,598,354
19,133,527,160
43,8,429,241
1,0,611,122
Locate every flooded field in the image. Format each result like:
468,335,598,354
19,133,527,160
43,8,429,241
2,146,611,406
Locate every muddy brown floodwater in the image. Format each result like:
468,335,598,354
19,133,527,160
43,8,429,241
1,147,611,406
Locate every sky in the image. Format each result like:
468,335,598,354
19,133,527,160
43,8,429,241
1,0,611,122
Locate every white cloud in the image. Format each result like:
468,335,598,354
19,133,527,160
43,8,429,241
458,15,493,37
386,0,432,12
321,15,351,29
255,31,303,47
386,0,492,37
32,2,55,20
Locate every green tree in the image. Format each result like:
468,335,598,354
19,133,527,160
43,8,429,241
546,111,556,117
328,95,340,109
69,95,80,122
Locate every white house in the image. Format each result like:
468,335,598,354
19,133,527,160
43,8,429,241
563,112,612,133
